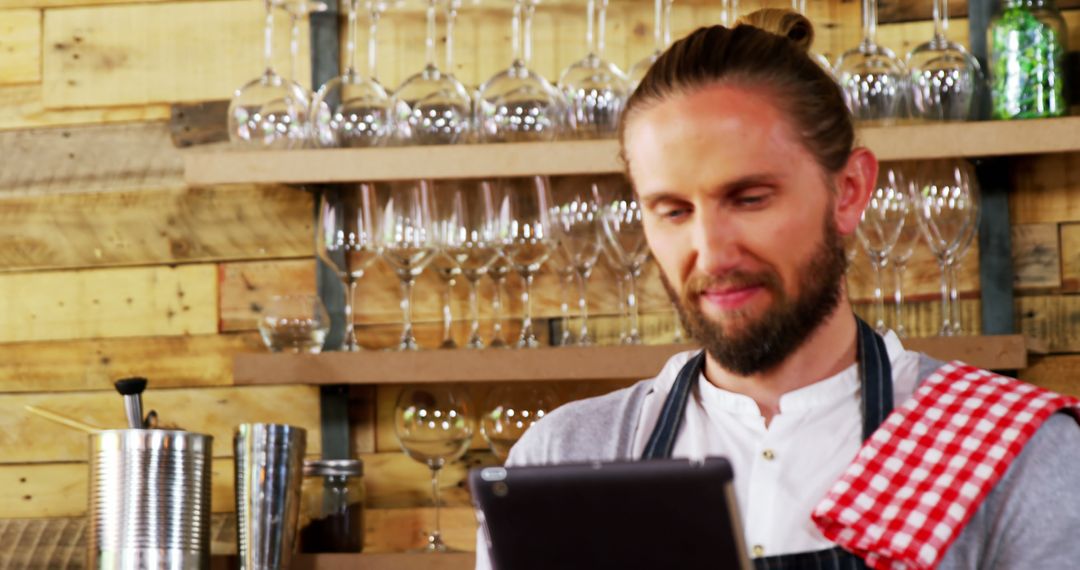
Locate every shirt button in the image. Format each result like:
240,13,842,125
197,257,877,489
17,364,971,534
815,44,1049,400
762,449,776,461
752,545,765,557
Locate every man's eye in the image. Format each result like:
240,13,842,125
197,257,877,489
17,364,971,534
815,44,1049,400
657,206,691,220
735,192,770,207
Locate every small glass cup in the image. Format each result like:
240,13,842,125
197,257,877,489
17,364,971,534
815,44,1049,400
258,294,331,353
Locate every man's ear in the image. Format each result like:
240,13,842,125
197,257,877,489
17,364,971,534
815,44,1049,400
833,148,878,236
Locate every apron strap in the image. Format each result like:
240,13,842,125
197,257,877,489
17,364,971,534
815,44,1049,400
641,317,893,461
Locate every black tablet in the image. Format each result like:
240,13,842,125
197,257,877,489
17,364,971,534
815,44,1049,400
469,457,752,570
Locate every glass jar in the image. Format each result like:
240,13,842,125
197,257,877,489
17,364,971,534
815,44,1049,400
989,0,1067,119
299,459,365,553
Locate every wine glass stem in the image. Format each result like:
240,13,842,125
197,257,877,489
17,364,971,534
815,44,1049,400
492,275,507,343
468,276,482,346
262,0,275,74
948,261,961,334
446,0,458,72
651,0,662,51
934,0,948,40
861,0,878,45
662,0,673,46
577,268,592,344
596,0,608,59
523,1,535,67
520,272,536,344
626,268,641,343
871,258,887,332
345,0,359,73
289,11,301,83
368,5,381,78
892,262,906,337
425,0,437,70
430,466,443,542
585,0,596,56
441,277,455,345
511,0,523,64
344,278,359,351
400,276,417,348
559,272,573,345
937,259,952,335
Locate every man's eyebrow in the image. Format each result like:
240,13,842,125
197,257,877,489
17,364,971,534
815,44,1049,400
639,173,784,206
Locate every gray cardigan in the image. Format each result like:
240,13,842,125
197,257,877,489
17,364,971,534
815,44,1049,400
483,354,1080,569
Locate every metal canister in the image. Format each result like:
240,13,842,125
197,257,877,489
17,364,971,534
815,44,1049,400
88,429,213,570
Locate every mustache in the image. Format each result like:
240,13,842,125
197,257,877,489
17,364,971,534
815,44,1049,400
682,269,782,299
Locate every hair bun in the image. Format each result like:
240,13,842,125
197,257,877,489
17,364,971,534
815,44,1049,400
735,8,815,52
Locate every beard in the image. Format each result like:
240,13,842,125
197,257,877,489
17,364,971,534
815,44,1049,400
662,216,848,376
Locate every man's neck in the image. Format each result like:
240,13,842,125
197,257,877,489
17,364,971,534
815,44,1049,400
702,300,859,425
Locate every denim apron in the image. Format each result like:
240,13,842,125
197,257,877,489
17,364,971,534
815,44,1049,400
640,318,892,570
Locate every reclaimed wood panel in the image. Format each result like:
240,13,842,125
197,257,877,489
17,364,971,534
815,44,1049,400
364,507,477,554
0,9,40,85
42,0,309,109
1020,355,1080,398
0,122,181,197
1016,295,1080,354
0,333,261,393
1012,224,1062,291
1012,153,1080,225
0,385,320,463
0,84,170,131
853,298,983,338
0,184,311,271
0,264,218,343
1060,223,1080,292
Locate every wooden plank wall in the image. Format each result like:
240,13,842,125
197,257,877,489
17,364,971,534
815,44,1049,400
1,0,1078,560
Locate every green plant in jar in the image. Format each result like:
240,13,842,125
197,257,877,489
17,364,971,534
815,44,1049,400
989,0,1067,120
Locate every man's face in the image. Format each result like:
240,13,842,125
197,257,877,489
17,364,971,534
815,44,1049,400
624,84,850,375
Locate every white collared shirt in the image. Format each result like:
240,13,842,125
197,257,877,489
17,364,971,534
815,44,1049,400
631,331,920,558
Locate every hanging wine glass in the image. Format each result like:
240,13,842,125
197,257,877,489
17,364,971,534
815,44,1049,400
394,385,474,552
887,164,920,338
316,184,382,351
834,0,907,123
913,159,980,337
498,176,556,348
476,0,569,142
906,0,982,121
276,0,327,96
719,0,738,27
379,180,438,350
856,167,909,334
229,0,310,148
393,0,472,145
628,0,673,88
552,176,605,346
311,0,394,147
481,385,558,462
433,179,503,350
597,183,650,345
557,0,631,139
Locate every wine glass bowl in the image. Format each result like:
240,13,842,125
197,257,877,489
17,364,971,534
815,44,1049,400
558,54,630,140
311,73,394,147
394,67,473,145
477,63,569,143
229,72,311,149
835,43,908,123
907,38,982,121
481,385,558,461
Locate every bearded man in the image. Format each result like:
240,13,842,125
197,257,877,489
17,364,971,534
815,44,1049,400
476,10,1080,570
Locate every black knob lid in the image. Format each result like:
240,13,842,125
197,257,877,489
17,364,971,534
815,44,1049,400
115,377,148,396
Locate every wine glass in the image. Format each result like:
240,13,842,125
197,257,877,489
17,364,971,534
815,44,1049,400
913,159,980,337
906,0,982,121
719,0,738,27
549,243,578,346
394,385,475,552
834,0,907,123
276,0,327,95
228,0,311,148
597,182,650,344
628,0,673,88
475,0,569,142
433,179,503,349
498,176,556,348
886,164,920,338
552,176,604,346
487,257,513,348
557,0,631,139
948,210,978,335
856,167,909,334
257,294,331,353
393,0,472,145
379,180,438,350
317,184,383,351
481,385,558,461
311,0,394,147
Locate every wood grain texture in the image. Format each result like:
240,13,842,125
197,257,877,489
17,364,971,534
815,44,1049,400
0,84,169,131
0,385,320,463
0,184,312,271
1016,295,1080,353
170,100,230,148
1012,224,1062,291
845,230,980,303
363,507,477,553
0,9,40,85
0,264,217,343
0,333,261,393
1020,354,1080,398
1011,153,1080,225
42,0,309,108
1060,223,1080,292
0,122,181,197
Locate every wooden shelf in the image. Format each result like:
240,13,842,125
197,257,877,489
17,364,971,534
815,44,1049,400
233,335,1029,386
210,553,474,570
184,117,1080,185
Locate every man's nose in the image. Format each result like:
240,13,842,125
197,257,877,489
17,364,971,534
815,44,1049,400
692,209,742,276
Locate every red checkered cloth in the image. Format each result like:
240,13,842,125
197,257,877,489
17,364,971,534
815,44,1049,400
812,361,1080,570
